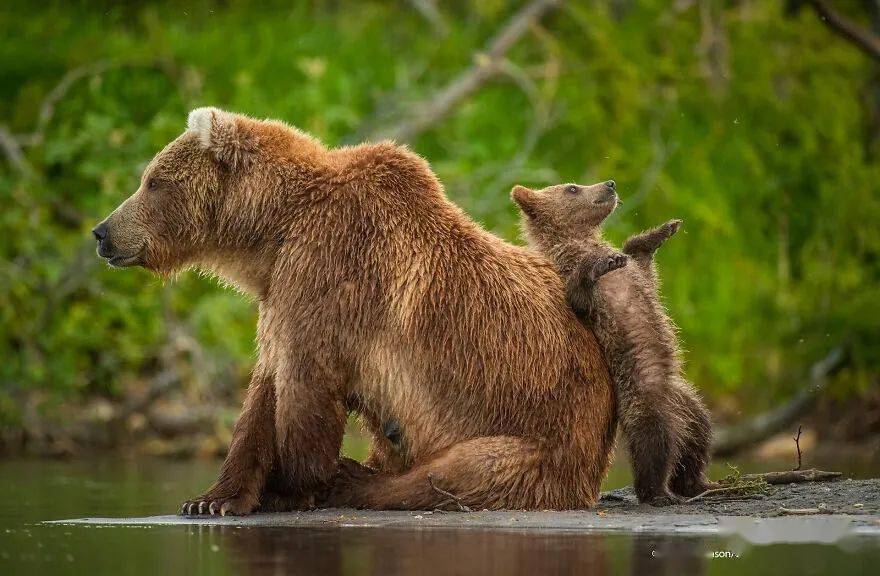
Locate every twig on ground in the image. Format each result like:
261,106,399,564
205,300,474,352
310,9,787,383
685,481,770,503
427,472,471,512
685,463,773,503
793,425,803,471
779,505,833,516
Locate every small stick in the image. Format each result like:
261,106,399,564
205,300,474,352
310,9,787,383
427,473,471,512
779,506,832,516
684,481,768,504
793,425,803,471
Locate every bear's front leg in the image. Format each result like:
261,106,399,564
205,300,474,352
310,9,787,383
180,361,275,516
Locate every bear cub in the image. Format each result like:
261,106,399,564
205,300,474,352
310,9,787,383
511,180,715,505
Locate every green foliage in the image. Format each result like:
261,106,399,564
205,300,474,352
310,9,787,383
1,0,878,421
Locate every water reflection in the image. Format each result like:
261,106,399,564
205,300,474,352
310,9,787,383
215,525,703,576
2,459,879,575
630,535,705,576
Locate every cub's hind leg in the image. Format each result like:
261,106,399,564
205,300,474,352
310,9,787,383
668,381,716,498
620,386,685,506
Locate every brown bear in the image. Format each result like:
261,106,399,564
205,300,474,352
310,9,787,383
92,107,617,514
511,181,714,505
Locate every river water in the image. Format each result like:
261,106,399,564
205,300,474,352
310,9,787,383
0,457,877,575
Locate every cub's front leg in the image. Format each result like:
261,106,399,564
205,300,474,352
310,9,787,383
566,251,628,316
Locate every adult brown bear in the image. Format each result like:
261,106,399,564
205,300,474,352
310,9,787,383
92,108,616,514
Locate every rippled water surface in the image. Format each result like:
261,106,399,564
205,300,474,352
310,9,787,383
0,458,878,575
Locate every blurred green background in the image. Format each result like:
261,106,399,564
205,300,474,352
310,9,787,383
1,0,878,456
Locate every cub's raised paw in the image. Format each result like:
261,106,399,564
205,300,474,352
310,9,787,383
662,219,683,237
179,494,257,517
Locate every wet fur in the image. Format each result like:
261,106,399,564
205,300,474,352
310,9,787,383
512,184,714,504
94,108,618,514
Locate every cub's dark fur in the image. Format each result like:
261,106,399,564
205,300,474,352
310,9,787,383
512,181,714,505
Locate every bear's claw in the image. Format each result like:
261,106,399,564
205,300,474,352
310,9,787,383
180,494,255,517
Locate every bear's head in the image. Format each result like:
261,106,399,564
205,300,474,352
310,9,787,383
511,180,618,246
92,108,323,290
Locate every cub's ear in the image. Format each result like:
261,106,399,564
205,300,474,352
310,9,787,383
511,185,540,219
187,107,255,169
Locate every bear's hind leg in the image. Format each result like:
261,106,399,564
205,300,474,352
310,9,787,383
326,436,595,510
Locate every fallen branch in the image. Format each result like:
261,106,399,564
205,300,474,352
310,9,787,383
779,505,833,515
712,346,847,456
807,0,880,61
740,469,842,485
373,0,560,142
427,472,471,512
793,425,803,470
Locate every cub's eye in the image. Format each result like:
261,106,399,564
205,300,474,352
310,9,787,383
565,185,579,195
147,178,158,191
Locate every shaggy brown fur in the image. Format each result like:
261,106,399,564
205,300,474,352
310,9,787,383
92,108,618,514
511,181,714,505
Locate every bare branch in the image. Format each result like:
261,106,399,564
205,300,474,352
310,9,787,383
793,425,803,470
408,0,448,37
374,0,560,142
808,0,880,61
712,346,848,456
0,125,32,176
1,59,193,174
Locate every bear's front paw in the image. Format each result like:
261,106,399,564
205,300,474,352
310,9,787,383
591,253,628,281
180,492,258,517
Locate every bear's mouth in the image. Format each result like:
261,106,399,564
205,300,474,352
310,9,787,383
594,191,620,206
107,251,143,268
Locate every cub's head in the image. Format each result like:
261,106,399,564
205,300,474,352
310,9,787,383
92,108,277,276
511,180,618,246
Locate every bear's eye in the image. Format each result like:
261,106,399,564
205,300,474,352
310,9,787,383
147,178,158,191
565,185,579,195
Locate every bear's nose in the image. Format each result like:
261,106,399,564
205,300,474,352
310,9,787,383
605,180,616,190
92,222,108,242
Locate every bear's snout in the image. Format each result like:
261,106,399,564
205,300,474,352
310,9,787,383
92,221,108,242
92,220,114,259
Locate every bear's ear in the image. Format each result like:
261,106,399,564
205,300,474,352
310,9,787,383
511,185,540,219
187,107,254,169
